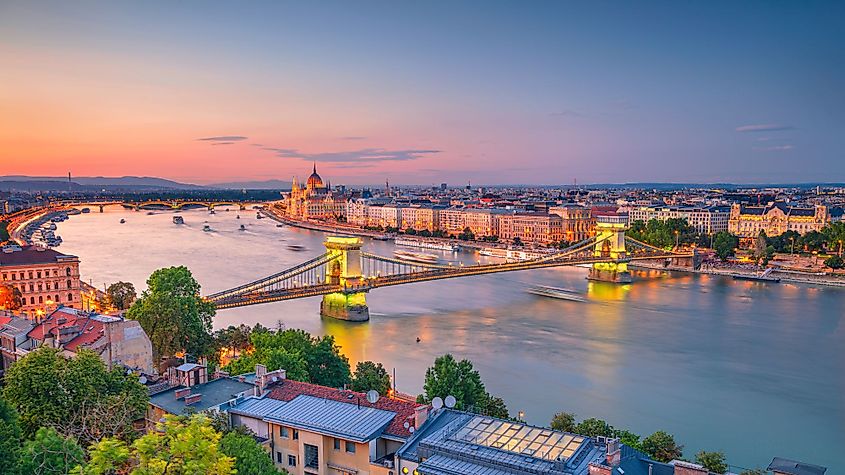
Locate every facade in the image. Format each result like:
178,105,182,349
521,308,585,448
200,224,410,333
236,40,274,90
728,202,829,238
285,164,346,221
548,205,594,242
0,245,82,317
626,205,730,235
400,206,439,232
497,213,563,244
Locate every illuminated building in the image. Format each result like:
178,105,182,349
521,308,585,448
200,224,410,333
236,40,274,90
548,205,594,242
497,213,563,244
285,164,347,221
400,206,439,232
0,245,81,317
625,205,730,234
728,202,829,238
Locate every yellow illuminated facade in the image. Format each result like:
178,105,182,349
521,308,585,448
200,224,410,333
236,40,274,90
589,215,632,283
321,236,370,321
285,164,346,221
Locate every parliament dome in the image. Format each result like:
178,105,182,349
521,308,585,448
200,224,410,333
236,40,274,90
306,163,323,188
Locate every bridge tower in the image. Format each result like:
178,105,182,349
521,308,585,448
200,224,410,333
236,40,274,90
589,214,633,284
320,236,370,321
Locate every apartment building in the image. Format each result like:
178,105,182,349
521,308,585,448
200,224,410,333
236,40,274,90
497,213,563,244
0,245,82,317
548,205,593,242
625,205,731,234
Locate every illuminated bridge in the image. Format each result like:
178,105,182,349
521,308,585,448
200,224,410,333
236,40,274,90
125,200,257,210
206,217,696,321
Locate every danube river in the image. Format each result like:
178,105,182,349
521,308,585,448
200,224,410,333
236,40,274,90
58,206,843,471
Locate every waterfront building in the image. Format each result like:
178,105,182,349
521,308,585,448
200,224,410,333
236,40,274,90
0,245,81,317
625,205,731,234
285,164,347,221
728,202,829,238
400,205,439,232
548,204,594,242
497,212,564,244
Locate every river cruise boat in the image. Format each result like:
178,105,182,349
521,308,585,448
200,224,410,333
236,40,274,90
732,268,780,283
479,247,546,261
395,238,458,252
394,250,439,264
527,285,587,302
173,216,184,224
287,244,306,251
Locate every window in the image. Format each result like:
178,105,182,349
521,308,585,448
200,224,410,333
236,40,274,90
345,441,356,453
304,444,318,469
288,455,296,467
28,271,33,279
38,296,43,304
68,293,72,302
37,271,42,279
10,274,14,281
2,273,6,281
66,267,71,276
293,429,299,440
55,295,60,302
30,297,35,305
334,438,341,450
66,280,72,289
279,426,289,438
276,451,283,464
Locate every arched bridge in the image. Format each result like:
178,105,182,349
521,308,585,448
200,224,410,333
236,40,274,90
125,200,256,210
206,217,695,321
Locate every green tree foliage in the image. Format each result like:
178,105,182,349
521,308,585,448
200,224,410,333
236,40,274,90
573,418,614,438
739,469,766,475
214,324,254,358
220,431,285,475
3,348,148,443
824,255,844,269
753,230,768,263
713,231,739,260
127,266,216,362
0,283,23,311
479,395,509,419
695,450,728,474
627,218,697,249
404,228,417,235
222,328,349,387
800,230,826,252
78,415,236,475
105,281,137,310
611,429,642,452
458,227,475,241
351,361,391,396
641,431,684,463
18,427,84,475
0,397,22,474
512,236,523,247
420,354,487,412
823,222,845,255
549,412,576,432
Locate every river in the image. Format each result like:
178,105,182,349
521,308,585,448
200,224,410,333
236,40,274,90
56,206,843,471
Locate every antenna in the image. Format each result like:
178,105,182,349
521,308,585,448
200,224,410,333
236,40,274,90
366,390,380,404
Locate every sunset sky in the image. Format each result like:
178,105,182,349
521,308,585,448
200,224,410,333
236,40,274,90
1,1,843,185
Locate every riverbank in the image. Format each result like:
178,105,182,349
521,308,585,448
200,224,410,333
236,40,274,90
631,260,845,287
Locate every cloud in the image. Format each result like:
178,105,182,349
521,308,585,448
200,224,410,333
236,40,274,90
267,147,440,163
250,143,264,147
196,135,248,142
735,124,795,133
211,142,235,146
550,109,587,118
754,144,794,151
340,136,367,141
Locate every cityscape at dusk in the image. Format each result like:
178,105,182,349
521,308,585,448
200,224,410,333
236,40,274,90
1,2,843,475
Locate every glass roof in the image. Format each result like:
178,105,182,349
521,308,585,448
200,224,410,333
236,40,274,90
451,416,585,462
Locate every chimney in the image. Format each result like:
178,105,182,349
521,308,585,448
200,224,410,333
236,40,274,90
672,460,708,475
184,394,203,405
174,388,191,399
414,406,429,430
588,462,612,475
605,438,621,467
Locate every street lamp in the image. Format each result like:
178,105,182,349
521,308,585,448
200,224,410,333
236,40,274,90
790,236,795,255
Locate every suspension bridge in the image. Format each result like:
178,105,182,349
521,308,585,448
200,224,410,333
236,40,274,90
206,216,696,321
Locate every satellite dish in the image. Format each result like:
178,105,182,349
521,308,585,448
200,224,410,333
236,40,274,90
366,390,380,404
432,397,444,410
138,376,147,384
271,376,278,382
403,421,410,429
409,426,415,433
444,395,457,408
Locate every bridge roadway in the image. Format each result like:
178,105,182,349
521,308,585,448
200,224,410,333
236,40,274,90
210,249,689,309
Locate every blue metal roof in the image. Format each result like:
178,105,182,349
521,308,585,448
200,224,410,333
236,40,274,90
418,453,519,475
148,378,256,415
229,396,288,419
263,394,395,442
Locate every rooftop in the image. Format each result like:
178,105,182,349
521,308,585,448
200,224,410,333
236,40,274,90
264,394,396,443
767,457,827,475
149,377,255,415
0,245,78,266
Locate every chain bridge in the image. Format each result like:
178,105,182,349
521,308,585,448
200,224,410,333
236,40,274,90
206,216,696,321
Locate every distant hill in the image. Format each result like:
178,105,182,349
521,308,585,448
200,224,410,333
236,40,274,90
209,179,292,190
0,175,206,191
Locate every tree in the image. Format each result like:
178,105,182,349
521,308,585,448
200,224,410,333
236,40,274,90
713,231,739,260
421,354,488,412
695,450,728,474
641,431,683,463
480,395,509,419
105,281,136,310
573,418,613,438
824,255,844,269
18,427,84,475
753,230,768,264
351,361,391,396
458,227,475,241
220,431,285,475
512,236,523,247
127,266,216,363
549,412,576,432
78,415,235,475
612,428,642,452
3,347,148,443
0,397,22,475
305,335,351,388
739,469,766,475
404,228,417,235
0,283,23,311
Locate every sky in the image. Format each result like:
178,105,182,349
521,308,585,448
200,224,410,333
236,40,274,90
1,1,843,185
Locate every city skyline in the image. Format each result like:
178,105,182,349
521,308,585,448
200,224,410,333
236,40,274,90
2,1,843,185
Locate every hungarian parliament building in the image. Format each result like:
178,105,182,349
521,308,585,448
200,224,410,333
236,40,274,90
282,164,346,221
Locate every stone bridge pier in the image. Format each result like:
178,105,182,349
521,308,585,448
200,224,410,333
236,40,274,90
589,215,633,284
320,236,370,321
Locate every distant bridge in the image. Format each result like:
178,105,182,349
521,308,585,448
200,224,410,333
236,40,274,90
206,217,696,321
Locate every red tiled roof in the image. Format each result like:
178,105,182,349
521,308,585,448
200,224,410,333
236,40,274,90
27,307,106,351
268,379,425,439
0,246,77,266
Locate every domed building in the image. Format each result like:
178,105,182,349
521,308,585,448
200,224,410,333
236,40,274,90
284,164,346,221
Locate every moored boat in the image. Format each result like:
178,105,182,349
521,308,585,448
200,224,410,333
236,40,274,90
394,250,439,264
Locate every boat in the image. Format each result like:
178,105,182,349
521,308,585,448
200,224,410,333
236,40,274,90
287,244,306,251
394,250,439,264
203,225,212,232
173,216,184,224
146,211,155,215
276,224,284,228
81,208,90,213
395,238,458,252
479,247,545,261
256,213,264,219
527,285,587,302
239,224,246,231
209,209,216,215
236,215,240,219
46,223,57,230
732,268,780,283
119,218,126,224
